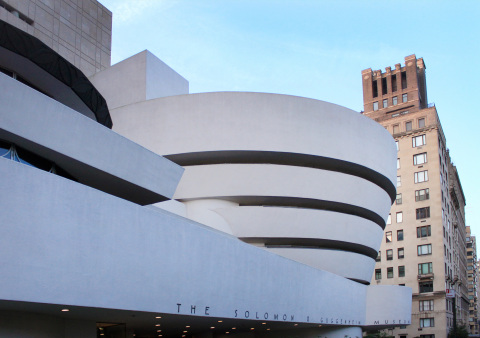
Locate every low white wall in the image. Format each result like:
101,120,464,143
0,159,410,327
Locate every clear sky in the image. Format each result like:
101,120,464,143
99,0,480,235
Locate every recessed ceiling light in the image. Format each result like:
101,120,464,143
250,328,255,330
294,323,298,326
218,320,223,322
156,316,162,319
61,309,69,312
232,327,236,330
183,331,188,333
186,325,190,328
157,330,161,332
210,327,215,329
267,328,271,331
262,322,266,325
226,332,230,334
318,325,322,327
155,324,161,327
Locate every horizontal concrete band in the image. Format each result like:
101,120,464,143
266,247,375,283
0,74,183,204
186,196,386,229
243,237,378,260
175,164,391,222
166,150,396,203
215,205,383,251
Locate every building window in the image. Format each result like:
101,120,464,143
395,140,399,151
383,99,388,108
420,318,434,328
412,134,426,147
413,152,427,165
396,193,402,205
419,335,434,338
382,77,388,95
419,281,433,293
376,251,381,262
397,176,401,187
402,93,408,103
401,71,407,89
415,188,430,201
418,244,432,256
387,267,394,278
419,300,434,311
397,158,400,169
398,265,405,277
406,121,412,131
386,249,393,260
387,213,391,225
416,207,430,219
418,118,425,128
372,80,378,98
392,96,398,105
391,75,397,92
396,212,403,223
418,262,433,275
375,268,381,280
417,225,431,238
397,230,404,241
398,248,404,259
386,231,392,242
414,170,429,183
393,124,399,134
373,101,379,111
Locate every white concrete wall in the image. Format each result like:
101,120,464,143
104,91,396,281
365,285,412,327
0,159,410,327
216,206,382,250
175,164,391,221
108,92,396,186
0,73,183,204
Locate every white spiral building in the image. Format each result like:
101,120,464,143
98,57,397,286
0,15,411,337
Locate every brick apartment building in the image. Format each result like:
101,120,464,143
362,55,469,338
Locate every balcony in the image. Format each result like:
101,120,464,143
418,273,434,280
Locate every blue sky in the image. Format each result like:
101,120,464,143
99,0,480,235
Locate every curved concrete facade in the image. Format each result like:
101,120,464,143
1,15,411,336
111,92,397,188
110,91,396,282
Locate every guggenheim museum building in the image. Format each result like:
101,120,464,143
0,1,411,337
